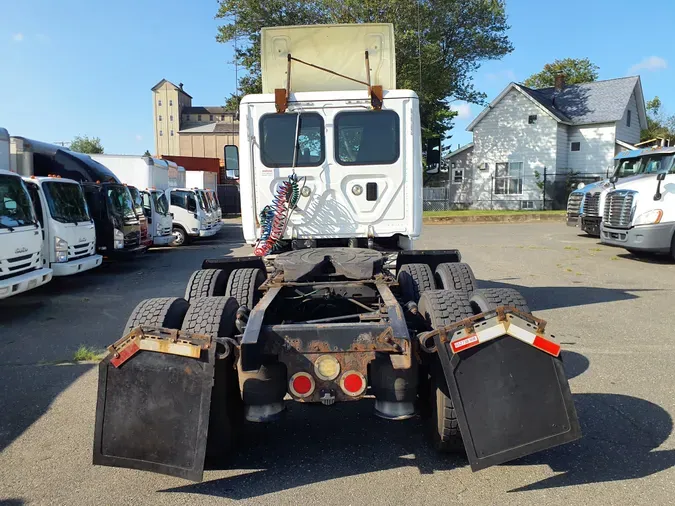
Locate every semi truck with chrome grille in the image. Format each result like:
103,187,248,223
92,24,581,481
601,146,675,259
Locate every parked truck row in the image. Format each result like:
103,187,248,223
0,129,225,299
567,145,675,260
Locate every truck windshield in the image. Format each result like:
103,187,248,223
106,186,136,220
127,187,145,216
613,158,642,178
639,154,675,174
42,181,91,224
0,174,36,229
196,190,210,212
152,191,169,215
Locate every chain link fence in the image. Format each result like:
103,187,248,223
423,169,610,211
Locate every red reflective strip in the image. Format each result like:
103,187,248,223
533,335,561,357
110,341,140,368
450,334,479,354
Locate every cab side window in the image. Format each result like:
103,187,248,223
170,191,187,209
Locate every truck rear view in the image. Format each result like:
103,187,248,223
93,24,580,482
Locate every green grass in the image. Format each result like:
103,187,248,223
423,210,567,217
73,345,105,362
564,246,579,251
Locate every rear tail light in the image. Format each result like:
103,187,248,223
339,371,366,397
314,355,340,381
289,372,315,398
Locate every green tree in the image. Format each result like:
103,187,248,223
523,58,599,89
641,96,675,144
215,0,513,141
70,135,104,154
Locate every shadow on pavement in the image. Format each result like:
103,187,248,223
162,392,671,500
0,499,25,505
616,252,674,265
477,280,655,311
509,393,675,491
561,350,589,380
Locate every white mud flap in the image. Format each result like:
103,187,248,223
431,310,581,471
92,328,215,481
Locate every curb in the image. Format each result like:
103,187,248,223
423,213,566,225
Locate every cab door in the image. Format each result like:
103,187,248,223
25,181,49,267
141,191,156,239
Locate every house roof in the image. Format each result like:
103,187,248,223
467,76,647,131
446,142,474,159
178,123,239,134
151,79,193,99
183,106,236,115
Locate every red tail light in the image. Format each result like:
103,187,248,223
340,371,366,397
289,372,315,398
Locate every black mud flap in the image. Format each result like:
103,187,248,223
435,333,581,471
93,345,215,481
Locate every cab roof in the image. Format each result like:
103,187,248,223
240,88,418,106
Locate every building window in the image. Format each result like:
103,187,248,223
169,99,173,106
210,114,214,121
452,167,464,184
571,142,581,152
159,130,163,136
521,200,535,210
170,130,174,136
170,115,173,121
158,115,162,121
221,115,225,121
528,114,537,124
158,99,162,106
494,162,523,195
185,115,190,121
198,114,202,121
627,110,631,128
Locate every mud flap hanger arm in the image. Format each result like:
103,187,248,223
275,51,383,113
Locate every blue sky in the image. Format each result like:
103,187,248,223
1,0,673,155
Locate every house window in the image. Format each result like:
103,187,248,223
627,110,631,128
210,115,214,121
528,115,537,124
159,130,163,136
198,114,202,121
158,99,162,106
452,168,464,184
521,200,535,210
169,99,173,106
158,115,162,121
571,142,581,152
494,162,523,195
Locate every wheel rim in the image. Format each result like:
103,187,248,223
172,229,184,246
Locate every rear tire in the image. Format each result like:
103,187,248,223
181,296,242,458
123,297,190,336
398,263,435,303
470,288,530,314
418,290,473,452
434,262,476,295
184,269,228,301
224,268,266,309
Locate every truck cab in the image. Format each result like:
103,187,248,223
127,185,152,249
600,147,675,258
0,168,53,298
22,175,102,276
165,187,216,246
140,188,173,246
195,188,219,232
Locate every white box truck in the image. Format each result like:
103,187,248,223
167,161,186,189
185,171,220,232
90,155,174,247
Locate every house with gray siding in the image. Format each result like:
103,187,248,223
447,75,647,209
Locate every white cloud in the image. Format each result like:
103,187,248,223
12,33,24,42
629,56,667,74
135,135,143,141
450,103,472,120
486,69,516,82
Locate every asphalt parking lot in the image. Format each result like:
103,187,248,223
1,220,674,505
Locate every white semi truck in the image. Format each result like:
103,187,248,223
93,24,580,481
90,155,174,247
165,186,216,246
601,146,675,259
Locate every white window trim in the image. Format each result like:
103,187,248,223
494,161,524,196
451,167,464,185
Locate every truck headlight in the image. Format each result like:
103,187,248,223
114,228,125,249
633,209,663,226
55,236,68,263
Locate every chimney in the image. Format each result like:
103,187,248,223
554,72,565,91
179,82,184,90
